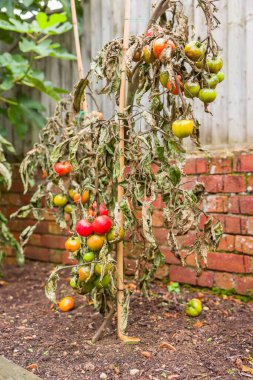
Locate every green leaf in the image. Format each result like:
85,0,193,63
19,38,37,53
0,135,16,154
0,75,14,92
168,166,181,186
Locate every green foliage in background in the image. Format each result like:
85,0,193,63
0,0,78,141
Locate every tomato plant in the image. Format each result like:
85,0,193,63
16,0,224,339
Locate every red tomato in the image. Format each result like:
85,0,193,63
167,75,183,95
99,203,109,216
92,215,112,235
54,162,72,176
76,219,93,237
153,38,168,58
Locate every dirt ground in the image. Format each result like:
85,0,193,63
0,261,253,380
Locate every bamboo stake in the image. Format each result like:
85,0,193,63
70,0,87,112
116,0,140,344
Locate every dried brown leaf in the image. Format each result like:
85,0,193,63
159,342,177,351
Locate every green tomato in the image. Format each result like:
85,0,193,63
69,276,77,289
185,298,202,317
64,204,73,213
184,40,206,62
206,74,219,89
80,281,95,294
184,82,200,98
159,71,169,88
216,71,225,83
94,274,111,289
53,194,68,207
94,263,112,276
206,56,223,73
198,88,217,103
83,251,95,263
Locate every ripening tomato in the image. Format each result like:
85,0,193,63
68,189,77,199
184,41,205,62
58,296,75,312
54,162,72,176
78,266,91,282
153,38,168,58
159,71,169,88
198,88,217,103
172,119,194,139
42,170,48,178
206,74,219,89
53,194,68,207
88,206,97,218
76,219,93,237
81,190,90,204
185,298,202,317
143,45,155,64
64,204,73,213
184,82,200,98
87,234,106,251
83,251,95,262
167,75,183,95
99,203,109,216
107,226,125,242
216,71,225,83
94,263,112,276
206,56,223,73
92,215,112,235
65,237,81,252
94,274,111,289
69,277,77,289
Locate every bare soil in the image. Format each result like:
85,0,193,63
0,261,253,380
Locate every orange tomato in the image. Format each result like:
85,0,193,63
65,237,81,252
58,296,75,312
167,75,183,95
78,266,91,282
87,234,106,251
81,190,90,204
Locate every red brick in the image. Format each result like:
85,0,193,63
25,246,50,261
234,275,253,295
235,236,253,255
155,264,169,279
207,252,251,273
239,196,253,215
195,158,209,174
223,175,246,193
48,223,68,235
177,231,196,248
197,271,214,288
204,195,228,213
209,156,232,174
199,175,223,193
228,196,240,213
218,234,235,252
183,158,196,175
41,235,66,250
181,176,199,191
214,272,235,289
160,246,180,265
151,163,160,174
169,265,197,285
234,154,253,172
247,175,253,192
153,228,168,245
49,250,63,264
223,215,241,234
246,217,253,234
152,193,163,209
62,251,77,265
9,179,25,193
152,210,164,227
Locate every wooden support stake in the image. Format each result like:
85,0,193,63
70,0,87,112
116,0,140,344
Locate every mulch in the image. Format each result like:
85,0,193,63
0,261,253,380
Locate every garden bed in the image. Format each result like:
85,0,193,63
0,261,252,380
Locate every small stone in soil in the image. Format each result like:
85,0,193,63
130,368,140,376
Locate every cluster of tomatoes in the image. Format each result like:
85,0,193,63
133,27,224,139
52,160,124,312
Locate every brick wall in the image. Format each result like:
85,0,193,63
1,149,253,296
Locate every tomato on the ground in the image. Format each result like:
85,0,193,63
58,296,75,312
185,298,202,317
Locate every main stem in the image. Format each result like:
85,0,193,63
116,0,130,340
70,0,87,112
